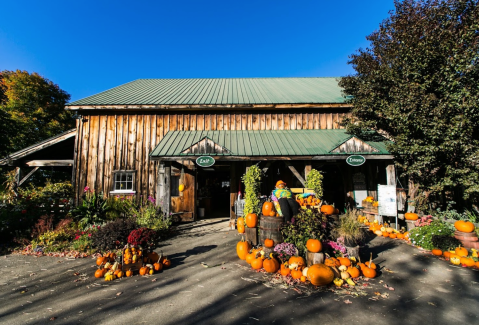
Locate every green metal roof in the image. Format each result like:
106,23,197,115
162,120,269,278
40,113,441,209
67,78,345,106
150,130,390,158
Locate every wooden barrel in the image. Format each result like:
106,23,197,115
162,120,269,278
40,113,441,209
259,215,284,247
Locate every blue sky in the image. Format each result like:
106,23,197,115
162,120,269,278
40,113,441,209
0,1,395,102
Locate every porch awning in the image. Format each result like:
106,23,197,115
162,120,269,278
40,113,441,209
150,129,392,160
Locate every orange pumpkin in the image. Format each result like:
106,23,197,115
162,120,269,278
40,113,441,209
291,268,303,279
245,251,256,265
237,217,245,233
320,205,335,215
139,266,149,276
236,237,251,260
382,231,390,237
153,262,163,272
264,238,274,248
262,202,275,216
306,239,322,253
405,213,419,221
362,254,377,278
251,256,263,270
455,246,468,257
125,269,133,277
389,233,397,239
443,251,451,259
268,211,276,217
347,266,361,278
162,257,172,268
338,257,351,267
475,261,479,269
460,257,475,267
245,213,258,228
307,264,334,286
263,257,280,273
396,233,404,239
431,249,443,256
95,268,105,278
280,263,291,276
454,220,475,233
96,257,107,266
288,256,305,268
324,257,341,267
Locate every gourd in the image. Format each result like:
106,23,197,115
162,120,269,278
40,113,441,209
302,267,309,277
382,231,390,237
162,257,171,268
126,269,133,277
280,263,291,276
320,205,335,215
251,256,263,270
264,238,274,248
450,256,461,266
104,270,115,281
96,257,107,266
306,239,322,253
268,211,276,217
262,202,274,216
116,270,124,278
362,254,377,278
460,257,475,267
237,237,251,260
347,266,360,278
431,249,443,256
179,184,185,192
263,255,280,273
396,233,404,239
237,217,245,234
443,251,451,260
95,268,106,278
374,230,383,236
324,257,340,267
389,233,397,239
300,276,307,283
455,246,468,257
139,266,149,275
405,213,419,221
307,264,334,286
245,213,258,228
288,256,305,268
339,266,350,280
338,257,351,267
291,268,303,279
454,220,475,233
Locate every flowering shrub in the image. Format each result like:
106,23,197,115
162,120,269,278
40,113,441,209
409,220,455,250
323,239,347,257
414,215,433,227
127,227,158,249
273,243,298,263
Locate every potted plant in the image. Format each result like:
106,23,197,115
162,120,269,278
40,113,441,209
332,209,365,259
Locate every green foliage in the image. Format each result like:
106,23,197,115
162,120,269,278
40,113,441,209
241,165,262,215
129,196,171,234
70,188,109,229
31,229,72,253
434,207,478,223
431,235,462,251
105,196,136,220
339,0,479,206
332,209,365,246
281,209,329,257
0,70,75,154
409,220,455,250
305,169,324,200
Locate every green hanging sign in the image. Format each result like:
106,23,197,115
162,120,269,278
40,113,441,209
346,155,366,166
196,156,215,167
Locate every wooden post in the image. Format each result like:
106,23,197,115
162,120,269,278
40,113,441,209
304,163,311,181
245,227,258,246
156,162,164,207
14,167,21,195
230,162,237,229
386,164,396,186
163,162,171,220
306,251,324,267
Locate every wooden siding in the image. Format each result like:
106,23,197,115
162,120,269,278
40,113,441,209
74,111,350,202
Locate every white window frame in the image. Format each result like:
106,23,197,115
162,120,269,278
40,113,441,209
110,170,136,194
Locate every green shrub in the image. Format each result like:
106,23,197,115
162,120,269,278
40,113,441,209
71,187,108,229
409,220,455,250
305,169,324,200
431,235,462,251
333,209,365,246
241,165,262,215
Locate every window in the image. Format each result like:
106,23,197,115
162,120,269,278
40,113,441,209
112,171,135,193
171,175,180,196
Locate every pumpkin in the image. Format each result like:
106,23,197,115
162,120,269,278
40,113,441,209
405,213,419,221
264,238,274,248
386,227,394,233
237,237,251,260
162,257,171,268
245,251,256,264
95,268,105,278
396,233,405,239
245,213,258,228
302,267,309,277
268,211,276,217
300,276,307,282
320,205,335,215
153,262,163,272
454,220,475,233
251,256,263,270
443,251,451,260
291,268,303,279
263,256,280,273
455,246,468,257
307,264,334,286
362,254,377,278
460,257,475,267
288,256,305,268
389,233,397,239
338,257,351,267
431,249,443,256
148,252,159,263
104,271,115,281
347,266,361,278
139,266,149,275
262,202,275,216
96,257,107,266
306,239,322,253
280,264,291,276
476,261,479,269
324,257,340,267
450,256,461,266
125,269,133,277
237,217,245,234
365,253,377,269
374,230,383,236
382,231,390,237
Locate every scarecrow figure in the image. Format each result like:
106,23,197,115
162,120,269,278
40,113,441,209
272,180,299,222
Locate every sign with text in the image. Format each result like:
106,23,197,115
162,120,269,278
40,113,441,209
378,185,397,217
196,156,215,167
346,155,366,166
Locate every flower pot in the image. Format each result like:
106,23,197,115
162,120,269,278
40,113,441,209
345,245,360,259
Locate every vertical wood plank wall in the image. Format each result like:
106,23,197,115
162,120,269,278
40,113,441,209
74,111,349,202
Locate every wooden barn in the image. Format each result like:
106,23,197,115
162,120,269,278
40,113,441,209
2,78,396,221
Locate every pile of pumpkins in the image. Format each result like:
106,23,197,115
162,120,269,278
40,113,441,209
94,249,171,281
236,237,377,287
296,195,321,208
358,216,410,240
236,212,259,234
432,246,479,268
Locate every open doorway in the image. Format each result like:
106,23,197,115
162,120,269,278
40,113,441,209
197,165,230,218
